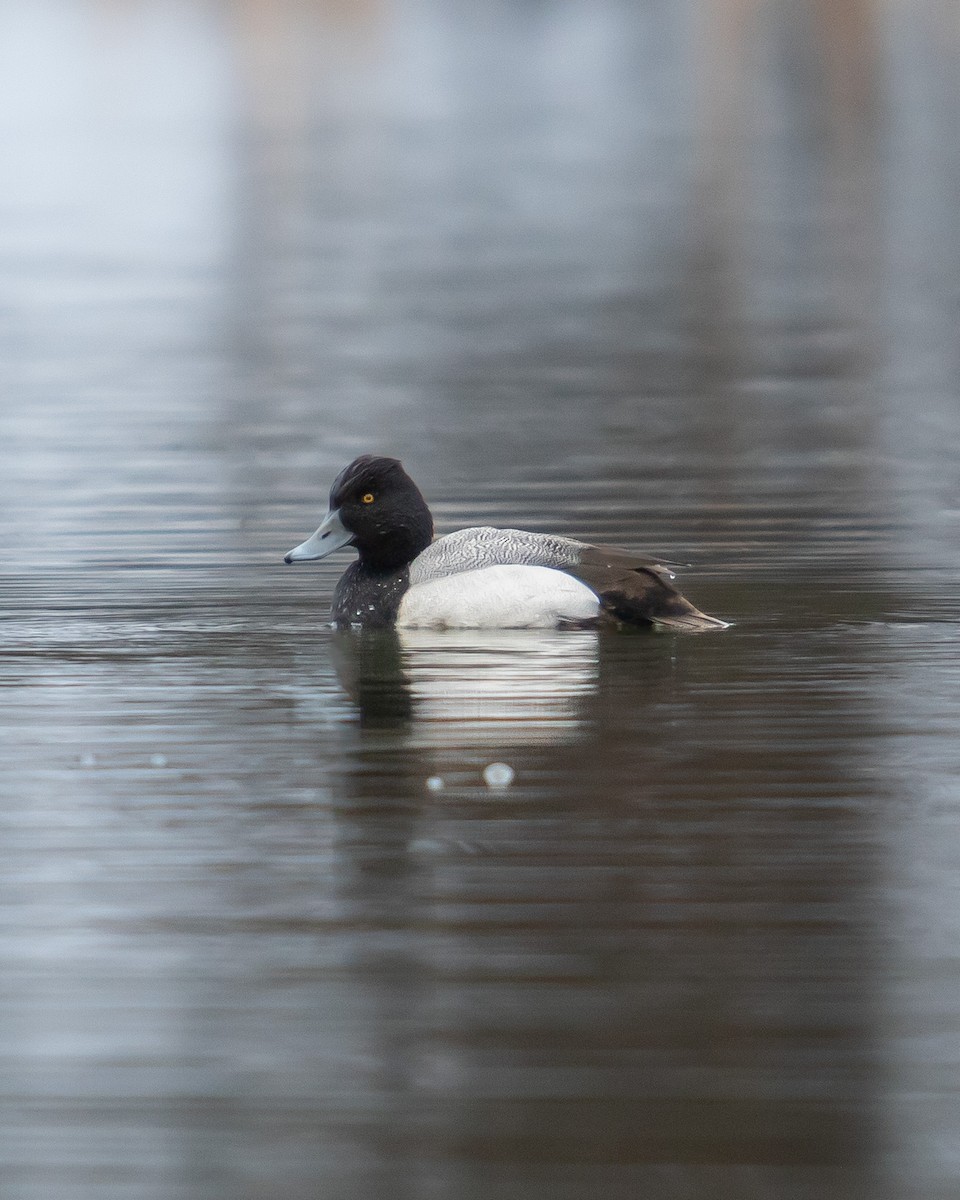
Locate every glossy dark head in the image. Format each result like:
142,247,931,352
285,455,434,571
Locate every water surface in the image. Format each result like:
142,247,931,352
1,2,959,1198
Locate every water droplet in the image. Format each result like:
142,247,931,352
149,754,168,768
482,762,514,789
425,776,444,791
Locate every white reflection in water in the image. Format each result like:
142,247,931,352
399,629,597,741
330,627,598,746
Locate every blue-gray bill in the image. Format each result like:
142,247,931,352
284,508,354,563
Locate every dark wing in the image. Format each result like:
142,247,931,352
567,545,728,632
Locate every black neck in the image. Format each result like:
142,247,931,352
355,513,433,573
332,562,410,626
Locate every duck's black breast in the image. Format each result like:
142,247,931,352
331,562,410,627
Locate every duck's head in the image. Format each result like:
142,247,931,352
284,455,434,571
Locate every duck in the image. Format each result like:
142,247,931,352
284,455,728,631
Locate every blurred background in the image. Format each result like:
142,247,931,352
1,2,959,1199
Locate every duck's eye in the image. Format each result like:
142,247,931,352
361,492,375,505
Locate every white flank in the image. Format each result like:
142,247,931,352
395,565,599,629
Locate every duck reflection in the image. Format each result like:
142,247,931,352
328,627,415,727
330,626,599,745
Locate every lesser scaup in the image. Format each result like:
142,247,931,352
284,455,728,631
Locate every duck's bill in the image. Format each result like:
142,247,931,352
284,508,354,563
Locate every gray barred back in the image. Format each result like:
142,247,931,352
408,527,583,584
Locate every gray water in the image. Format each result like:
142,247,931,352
1,2,959,1198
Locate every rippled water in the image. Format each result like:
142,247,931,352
2,2,959,1198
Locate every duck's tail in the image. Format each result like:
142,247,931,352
650,607,730,633
598,583,729,632
568,550,728,632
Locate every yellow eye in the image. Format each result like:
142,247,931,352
361,492,375,504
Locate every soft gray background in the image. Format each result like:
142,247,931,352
1,2,958,1198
